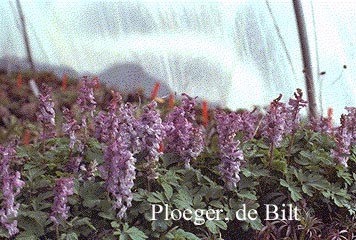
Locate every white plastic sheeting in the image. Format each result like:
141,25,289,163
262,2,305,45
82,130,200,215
1,0,355,117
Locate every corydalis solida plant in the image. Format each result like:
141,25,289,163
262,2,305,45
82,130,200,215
97,92,138,219
331,114,352,167
285,88,308,135
62,107,84,173
38,84,56,140
77,77,97,130
62,107,80,150
215,110,244,191
0,145,25,237
261,94,287,148
50,177,74,225
95,91,122,143
260,89,307,163
139,101,166,180
164,93,204,168
261,94,287,164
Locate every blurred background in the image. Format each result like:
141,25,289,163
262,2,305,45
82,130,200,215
0,0,355,117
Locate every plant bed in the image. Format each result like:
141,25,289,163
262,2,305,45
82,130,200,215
0,72,149,145
0,78,355,239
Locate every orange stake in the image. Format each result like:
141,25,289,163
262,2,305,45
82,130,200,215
327,107,333,129
62,73,68,90
202,100,209,127
16,73,22,88
150,82,160,100
168,93,175,109
159,142,164,153
23,129,31,145
93,76,100,90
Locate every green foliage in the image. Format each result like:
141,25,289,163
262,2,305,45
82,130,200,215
0,73,355,238
0,125,355,239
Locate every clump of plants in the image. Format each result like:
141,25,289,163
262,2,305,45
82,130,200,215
0,72,147,145
0,78,356,239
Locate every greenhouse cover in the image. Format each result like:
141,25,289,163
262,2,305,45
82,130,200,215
0,0,355,118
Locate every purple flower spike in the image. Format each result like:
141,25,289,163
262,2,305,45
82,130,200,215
261,94,287,147
308,117,334,135
345,107,356,142
140,101,166,180
215,110,244,191
331,115,352,167
77,77,97,128
118,103,140,152
100,137,136,219
62,107,80,150
0,145,25,237
38,84,56,140
94,92,120,143
50,177,74,225
164,94,204,168
235,110,258,141
285,89,308,134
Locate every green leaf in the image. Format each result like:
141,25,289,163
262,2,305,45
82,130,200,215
209,200,224,209
64,232,78,240
147,192,165,204
133,188,148,202
80,181,103,208
237,190,257,200
271,159,287,173
151,217,171,233
171,229,200,240
172,188,192,209
126,226,148,240
16,146,29,158
301,185,314,196
247,216,263,230
98,211,116,221
280,179,302,202
241,164,269,178
111,221,121,228
162,182,173,200
336,167,353,185
15,231,37,240
214,220,227,230
205,220,219,234
73,217,97,231
25,168,46,182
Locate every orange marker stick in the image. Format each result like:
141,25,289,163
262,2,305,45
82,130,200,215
23,129,31,145
93,76,100,90
150,82,160,100
327,107,333,129
168,93,175,109
16,73,22,88
159,142,164,153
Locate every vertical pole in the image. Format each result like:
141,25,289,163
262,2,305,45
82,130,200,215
15,0,35,73
293,0,317,120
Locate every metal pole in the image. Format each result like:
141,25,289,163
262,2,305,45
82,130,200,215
15,0,35,73
293,0,317,120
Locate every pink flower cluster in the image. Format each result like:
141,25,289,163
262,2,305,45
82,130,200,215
262,89,308,147
38,84,56,140
0,145,25,236
164,94,204,168
215,110,244,190
96,92,138,218
77,77,97,129
139,101,166,180
50,177,74,225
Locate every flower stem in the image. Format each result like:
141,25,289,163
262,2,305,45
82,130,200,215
269,143,275,166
